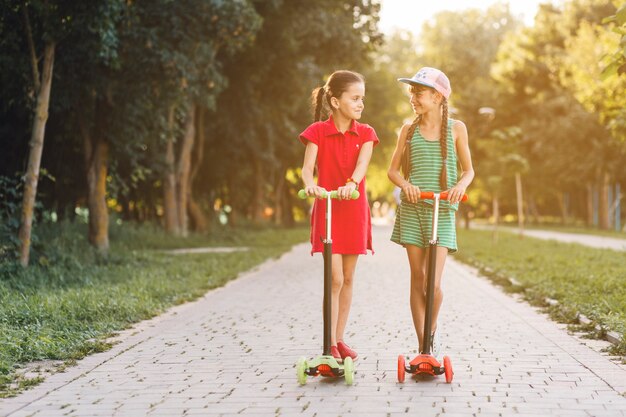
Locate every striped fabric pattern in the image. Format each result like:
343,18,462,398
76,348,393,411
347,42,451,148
391,202,457,252
408,119,458,211
391,119,458,252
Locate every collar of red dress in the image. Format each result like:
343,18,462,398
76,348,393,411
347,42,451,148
323,115,359,137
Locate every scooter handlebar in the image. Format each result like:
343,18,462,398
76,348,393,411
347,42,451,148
419,191,468,202
298,189,360,200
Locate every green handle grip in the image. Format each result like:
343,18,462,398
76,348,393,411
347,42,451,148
298,189,360,200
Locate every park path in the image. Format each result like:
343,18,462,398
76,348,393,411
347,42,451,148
472,224,626,251
1,225,625,417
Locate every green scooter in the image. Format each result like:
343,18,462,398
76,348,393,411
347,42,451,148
296,188,359,386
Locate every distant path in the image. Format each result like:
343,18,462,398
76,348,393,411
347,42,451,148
472,224,626,251
163,247,249,255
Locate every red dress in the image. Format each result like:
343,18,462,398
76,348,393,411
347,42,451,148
299,116,379,255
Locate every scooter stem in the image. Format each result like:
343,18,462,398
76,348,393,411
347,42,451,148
422,193,440,354
322,193,332,356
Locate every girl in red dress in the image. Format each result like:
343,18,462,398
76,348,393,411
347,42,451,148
299,70,379,363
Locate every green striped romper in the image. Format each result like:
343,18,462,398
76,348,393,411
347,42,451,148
391,119,459,252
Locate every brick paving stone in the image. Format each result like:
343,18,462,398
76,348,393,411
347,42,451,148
1,225,625,417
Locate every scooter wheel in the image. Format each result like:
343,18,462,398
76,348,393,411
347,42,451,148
343,356,354,385
296,357,308,385
443,355,453,383
397,355,406,383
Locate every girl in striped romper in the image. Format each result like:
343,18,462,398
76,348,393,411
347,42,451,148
387,67,474,355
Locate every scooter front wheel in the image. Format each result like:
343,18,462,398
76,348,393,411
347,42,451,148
397,355,406,383
443,355,453,383
343,356,354,385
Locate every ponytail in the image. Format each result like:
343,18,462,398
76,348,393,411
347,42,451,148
311,87,326,122
439,99,449,190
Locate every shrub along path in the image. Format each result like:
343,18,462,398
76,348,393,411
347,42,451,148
1,225,625,417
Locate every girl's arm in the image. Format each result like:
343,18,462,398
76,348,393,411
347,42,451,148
387,124,420,203
448,120,474,204
337,141,374,199
302,142,326,198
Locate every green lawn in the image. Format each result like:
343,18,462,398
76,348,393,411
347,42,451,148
0,221,308,396
454,228,626,355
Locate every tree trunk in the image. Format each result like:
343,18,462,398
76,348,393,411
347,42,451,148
226,176,237,227
18,42,55,267
251,156,264,222
281,183,295,227
163,106,179,234
85,137,109,253
274,169,285,225
515,172,524,237
586,183,593,226
82,99,110,254
599,172,610,230
492,193,499,244
188,106,207,232
188,199,206,231
556,192,568,224
616,183,622,232
176,104,196,237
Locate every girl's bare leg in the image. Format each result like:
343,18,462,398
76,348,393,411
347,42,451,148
336,254,358,342
428,247,449,334
406,245,427,350
406,245,448,352
329,253,345,346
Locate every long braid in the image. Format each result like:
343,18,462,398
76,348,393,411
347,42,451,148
402,115,421,180
312,87,326,122
439,99,449,190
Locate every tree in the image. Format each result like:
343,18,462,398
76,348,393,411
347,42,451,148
492,0,622,227
601,1,626,78
474,126,528,239
362,29,420,201
16,1,55,266
0,0,59,266
120,0,261,236
49,0,126,254
202,0,381,225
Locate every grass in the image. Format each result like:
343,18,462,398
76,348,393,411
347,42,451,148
0,220,308,397
454,228,626,356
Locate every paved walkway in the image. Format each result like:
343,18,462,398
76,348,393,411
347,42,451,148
1,225,625,417
472,224,626,251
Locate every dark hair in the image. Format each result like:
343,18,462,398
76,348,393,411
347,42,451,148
406,84,449,190
311,70,365,121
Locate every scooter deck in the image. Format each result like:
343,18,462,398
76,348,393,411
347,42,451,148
305,355,346,377
407,354,445,376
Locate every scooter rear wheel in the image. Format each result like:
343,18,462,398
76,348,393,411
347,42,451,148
397,355,406,383
443,355,453,383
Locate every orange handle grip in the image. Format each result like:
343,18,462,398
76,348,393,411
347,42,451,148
419,191,468,202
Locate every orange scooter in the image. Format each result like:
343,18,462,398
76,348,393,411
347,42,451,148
397,191,467,384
